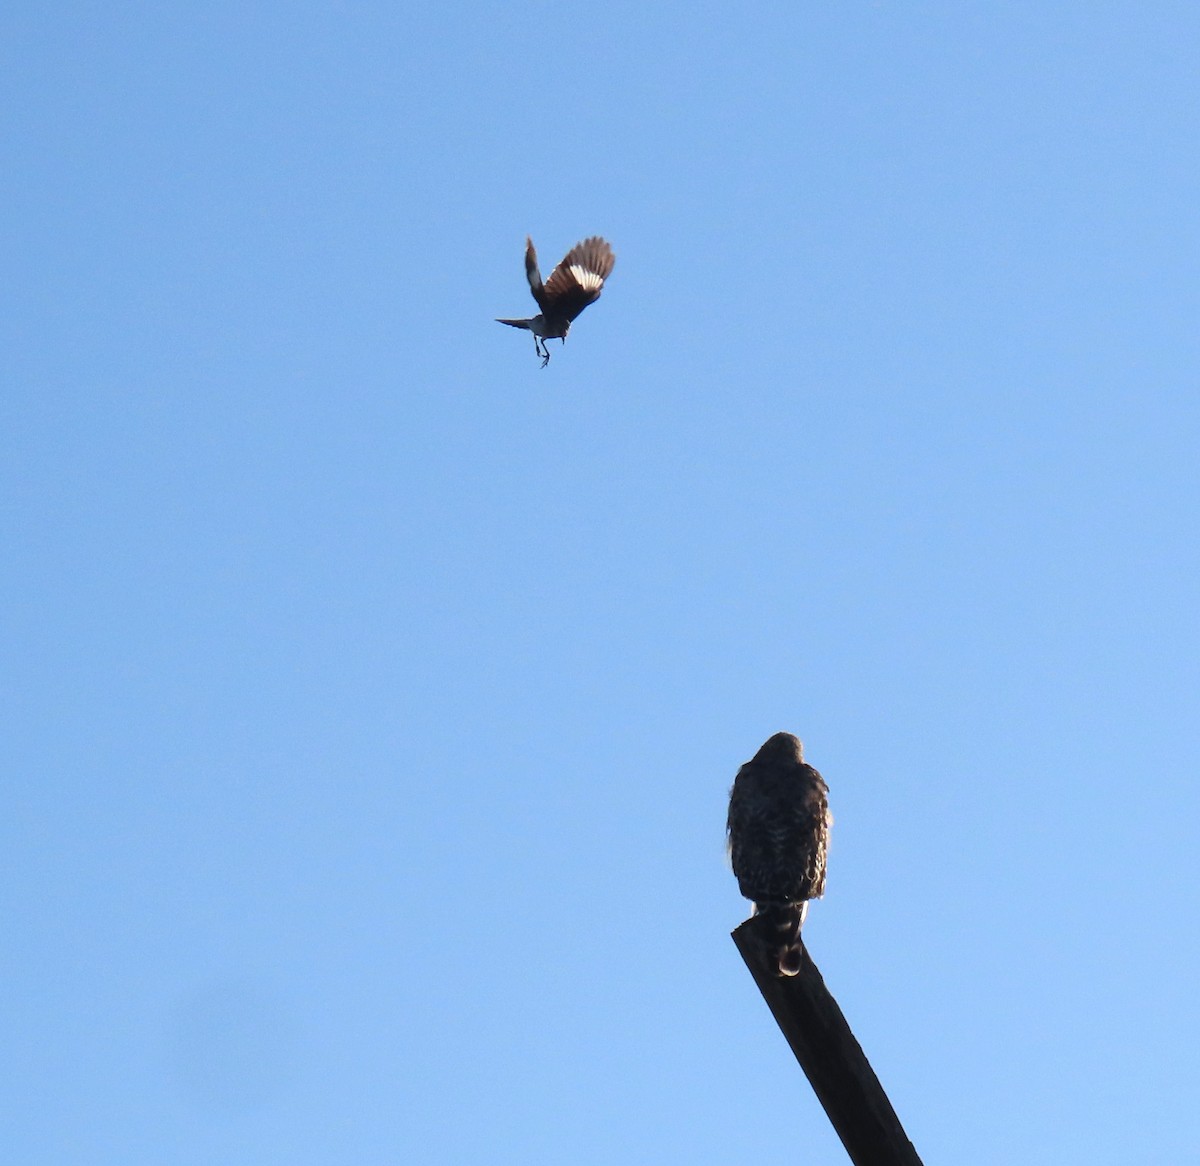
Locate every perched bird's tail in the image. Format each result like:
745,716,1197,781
758,902,807,977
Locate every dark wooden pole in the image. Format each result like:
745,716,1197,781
732,916,924,1166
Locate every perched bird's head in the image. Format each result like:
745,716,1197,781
750,732,804,766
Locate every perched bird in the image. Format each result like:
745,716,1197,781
496,236,615,367
727,732,832,976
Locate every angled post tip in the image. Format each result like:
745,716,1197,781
732,916,924,1166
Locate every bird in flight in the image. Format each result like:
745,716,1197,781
727,733,832,977
496,236,615,367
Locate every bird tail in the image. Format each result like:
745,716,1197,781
496,318,533,330
758,903,807,977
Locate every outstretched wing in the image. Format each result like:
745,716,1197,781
542,237,615,322
523,237,547,310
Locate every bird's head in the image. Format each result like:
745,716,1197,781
751,733,805,766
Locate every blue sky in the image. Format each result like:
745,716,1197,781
3,3,1198,1162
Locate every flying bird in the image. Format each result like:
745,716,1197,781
496,236,615,367
727,732,832,976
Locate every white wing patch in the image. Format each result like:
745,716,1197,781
569,265,604,291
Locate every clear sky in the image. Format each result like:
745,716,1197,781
3,3,1198,1163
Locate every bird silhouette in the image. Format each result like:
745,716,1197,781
497,236,615,367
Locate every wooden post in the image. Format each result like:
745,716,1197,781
732,916,924,1166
